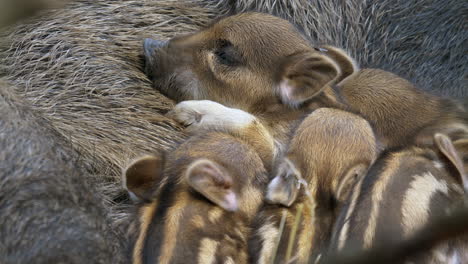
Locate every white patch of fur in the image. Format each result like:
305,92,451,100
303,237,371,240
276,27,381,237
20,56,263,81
429,244,462,264
277,79,302,109
278,79,294,103
401,172,448,237
222,191,238,212
447,251,460,264
198,238,218,264
224,257,235,264
364,164,396,248
433,161,444,169
266,176,287,203
257,222,279,264
313,254,322,264
170,100,256,132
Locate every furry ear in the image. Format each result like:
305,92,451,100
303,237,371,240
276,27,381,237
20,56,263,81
123,154,165,202
186,159,238,212
278,46,358,107
453,139,468,180
319,46,359,84
434,133,468,191
335,163,368,203
266,159,301,207
415,122,468,147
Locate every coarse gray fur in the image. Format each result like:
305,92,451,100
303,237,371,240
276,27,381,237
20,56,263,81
0,81,126,263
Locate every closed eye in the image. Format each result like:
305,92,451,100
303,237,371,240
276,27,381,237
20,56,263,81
214,39,240,66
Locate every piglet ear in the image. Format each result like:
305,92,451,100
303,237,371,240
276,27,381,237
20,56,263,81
186,159,238,212
265,158,301,207
453,139,468,182
123,154,165,202
434,133,468,191
278,46,358,107
319,45,359,84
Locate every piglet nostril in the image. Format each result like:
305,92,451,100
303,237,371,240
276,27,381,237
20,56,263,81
143,38,167,57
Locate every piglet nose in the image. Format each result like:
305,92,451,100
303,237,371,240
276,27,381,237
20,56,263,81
143,38,167,57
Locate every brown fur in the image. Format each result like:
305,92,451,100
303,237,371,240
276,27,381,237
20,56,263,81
228,0,467,98
251,108,378,263
145,12,467,150
2,1,466,261
123,131,269,264
319,65,468,148
329,140,468,263
124,107,378,264
144,12,334,143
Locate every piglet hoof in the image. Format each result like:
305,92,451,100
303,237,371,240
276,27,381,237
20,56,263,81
166,100,255,134
166,100,204,129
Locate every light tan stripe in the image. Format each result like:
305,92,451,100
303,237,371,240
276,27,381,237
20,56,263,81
197,238,219,264
338,176,365,251
224,256,235,264
401,172,448,237
363,155,400,248
258,222,279,264
191,215,205,229
132,201,158,264
239,186,263,217
158,192,189,264
208,207,223,223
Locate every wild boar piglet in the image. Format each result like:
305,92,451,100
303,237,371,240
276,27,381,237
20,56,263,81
329,133,468,264
123,131,269,264
145,12,467,149
250,108,378,263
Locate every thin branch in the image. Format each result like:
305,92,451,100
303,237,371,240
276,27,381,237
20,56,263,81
286,203,304,262
270,210,288,264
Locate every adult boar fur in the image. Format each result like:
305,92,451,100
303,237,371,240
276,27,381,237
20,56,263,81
0,0,223,260
0,81,126,264
0,1,229,180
